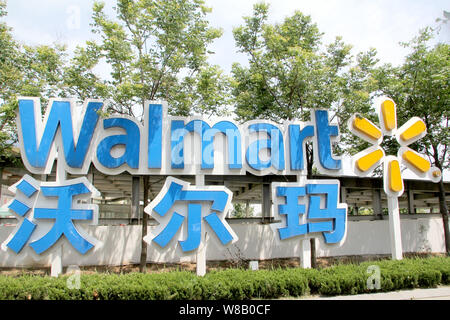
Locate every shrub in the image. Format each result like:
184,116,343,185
0,256,448,300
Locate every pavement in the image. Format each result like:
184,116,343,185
299,285,450,300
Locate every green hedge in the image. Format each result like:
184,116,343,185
0,256,448,300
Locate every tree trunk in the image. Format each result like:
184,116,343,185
306,143,317,268
310,238,317,268
139,176,150,272
437,177,450,255
432,153,449,256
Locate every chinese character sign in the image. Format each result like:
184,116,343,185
143,177,238,253
1,175,100,256
271,180,347,245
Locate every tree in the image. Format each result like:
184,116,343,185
232,202,255,218
0,0,21,166
60,43,108,101
374,27,450,254
231,3,375,267
86,0,230,271
87,0,230,117
334,48,380,156
0,0,67,167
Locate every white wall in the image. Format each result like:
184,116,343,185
0,217,445,267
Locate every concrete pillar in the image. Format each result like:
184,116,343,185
407,187,415,214
131,176,140,223
245,200,250,217
55,158,66,183
87,168,94,205
340,186,347,203
372,188,383,220
262,183,271,223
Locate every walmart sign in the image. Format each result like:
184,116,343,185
16,98,342,177
5,96,437,261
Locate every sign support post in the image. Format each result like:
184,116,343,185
299,239,311,269
50,245,63,277
387,196,403,260
195,174,207,276
51,154,66,277
297,174,311,268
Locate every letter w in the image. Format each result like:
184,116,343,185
18,99,102,171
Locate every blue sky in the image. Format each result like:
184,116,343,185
3,0,449,73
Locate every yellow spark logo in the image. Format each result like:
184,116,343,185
348,98,441,197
